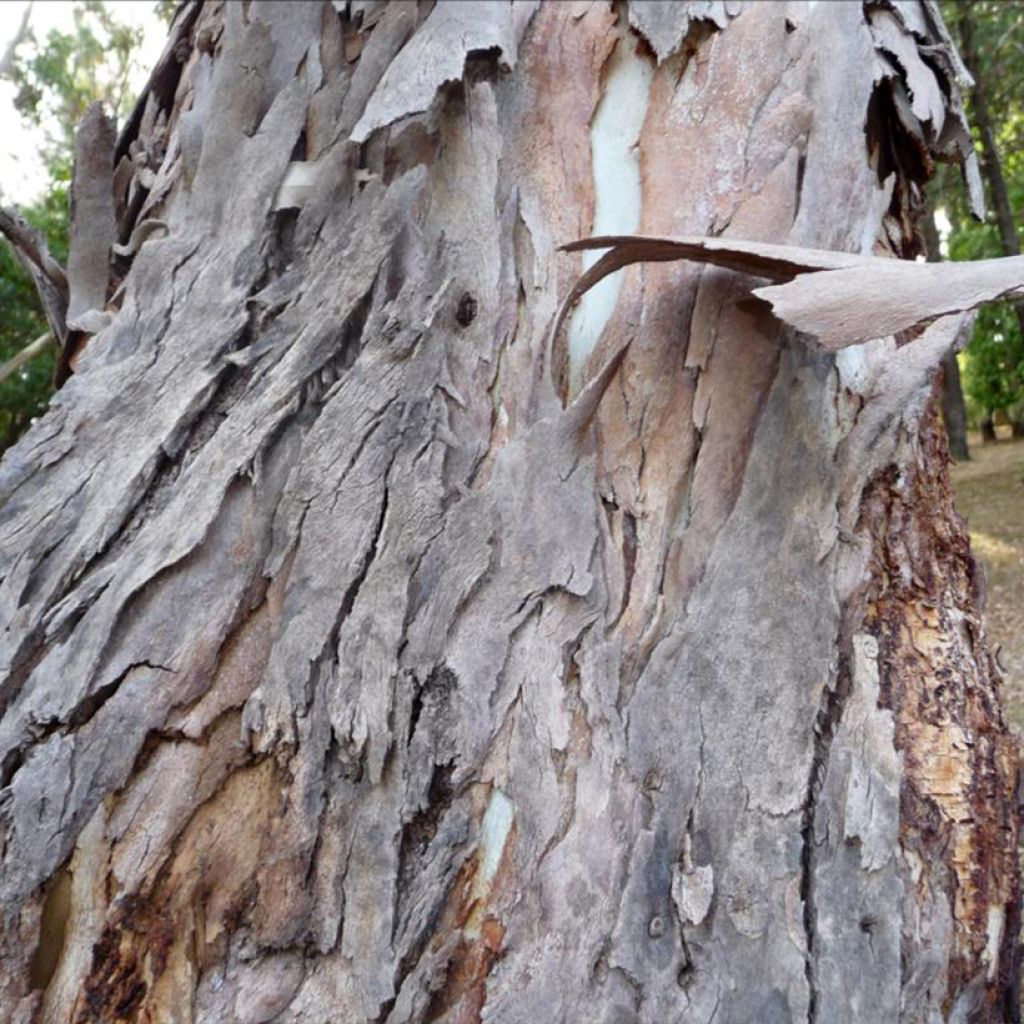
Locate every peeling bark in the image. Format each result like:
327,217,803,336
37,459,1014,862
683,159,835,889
0,2,1018,1023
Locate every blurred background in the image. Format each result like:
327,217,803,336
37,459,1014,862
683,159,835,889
0,1,166,445
0,1,1021,714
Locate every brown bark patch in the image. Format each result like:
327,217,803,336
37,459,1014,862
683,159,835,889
862,405,1021,1020
425,791,518,1024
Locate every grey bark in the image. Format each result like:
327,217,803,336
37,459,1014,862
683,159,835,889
0,3,1018,1024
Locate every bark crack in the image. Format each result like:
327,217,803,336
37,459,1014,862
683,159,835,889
799,647,851,1023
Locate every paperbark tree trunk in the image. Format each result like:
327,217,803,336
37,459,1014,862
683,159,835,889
0,3,1019,1023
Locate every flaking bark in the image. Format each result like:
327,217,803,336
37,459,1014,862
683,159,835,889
0,3,1018,1023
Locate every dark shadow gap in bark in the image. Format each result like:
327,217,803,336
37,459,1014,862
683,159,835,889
800,644,854,1023
28,864,73,992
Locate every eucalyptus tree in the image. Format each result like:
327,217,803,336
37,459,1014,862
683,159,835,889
0,3,1020,1023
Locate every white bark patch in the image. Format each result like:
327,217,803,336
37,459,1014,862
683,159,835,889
464,788,514,939
672,862,714,926
273,160,321,211
566,31,653,393
841,634,902,871
986,906,1005,981
480,787,515,882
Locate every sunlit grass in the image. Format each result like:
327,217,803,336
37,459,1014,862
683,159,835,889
951,433,1024,731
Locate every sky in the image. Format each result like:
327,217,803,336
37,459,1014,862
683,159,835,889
0,1,167,205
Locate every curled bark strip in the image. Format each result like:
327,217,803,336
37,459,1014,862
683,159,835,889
115,0,202,162
559,234,1024,349
111,219,169,259
627,0,737,63
351,0,518,142
753,254,1024,349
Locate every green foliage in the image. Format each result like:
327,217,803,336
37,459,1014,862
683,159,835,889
9,1,143,175
153,1,179,26
936,2,1024,423
944,176,1024,419
0,185,69,453
959,306,1024,415
0,223,55,449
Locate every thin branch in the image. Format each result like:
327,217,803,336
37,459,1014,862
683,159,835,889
0,207,67,291
0,331,54,387
0,205,68,344
0,2,32,80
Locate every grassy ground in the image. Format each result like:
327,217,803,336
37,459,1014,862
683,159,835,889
950,430,1024,730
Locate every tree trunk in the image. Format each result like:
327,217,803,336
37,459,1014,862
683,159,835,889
921,203,971,461
957,7,1021,261
0,3,1019,1023
940,348,972,460
982,414,998,443
957,3,1024,439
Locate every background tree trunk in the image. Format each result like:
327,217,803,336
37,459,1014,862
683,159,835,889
940,346,973,458
921,203,971,461
957,3,1024,440
0,3,1018,1023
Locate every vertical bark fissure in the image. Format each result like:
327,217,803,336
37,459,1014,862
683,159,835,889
799,636,853,1023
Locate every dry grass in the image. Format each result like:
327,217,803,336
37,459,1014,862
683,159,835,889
950,430,1024,730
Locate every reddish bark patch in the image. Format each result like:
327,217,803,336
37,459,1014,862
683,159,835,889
861,405,1021,1020
425,806,518,1024
78,927,148,1023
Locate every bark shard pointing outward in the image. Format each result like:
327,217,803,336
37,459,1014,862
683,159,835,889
560,234,1024,350
350,0,519,143
65,103,117,332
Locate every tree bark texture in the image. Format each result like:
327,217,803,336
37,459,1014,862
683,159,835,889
0,3,1018,1023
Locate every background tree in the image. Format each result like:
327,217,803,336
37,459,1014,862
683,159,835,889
0,2,147,452
921,198,972,459
0,3,1020,1023
939,1,1024,439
